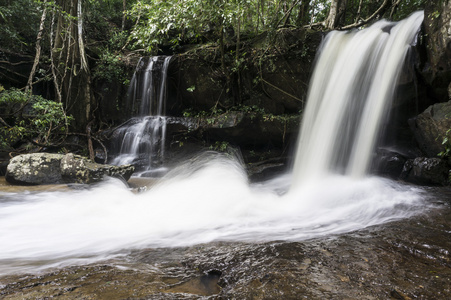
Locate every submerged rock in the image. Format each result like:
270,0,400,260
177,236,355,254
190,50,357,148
6,153,134,185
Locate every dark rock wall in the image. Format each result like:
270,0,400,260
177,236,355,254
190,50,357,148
420,0,451,102
171,29,322,116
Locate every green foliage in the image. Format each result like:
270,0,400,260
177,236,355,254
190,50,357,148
88,0,430,57
438,129,451,158
31,99,71,135
84,0,132,41
128,0,326,53
0,0,43,53
234,104,266,115
0,126,26,150
209,141,230,152
128,0,207,52
182,106,224,119
0,89,72,151
0,88,29,105
390,0,427,21
85,1,133,83
93,50,126,83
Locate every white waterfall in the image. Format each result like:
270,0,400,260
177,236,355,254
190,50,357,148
291,12,424,185
111,56,171,176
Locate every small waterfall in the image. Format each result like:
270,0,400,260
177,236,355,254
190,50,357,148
291,12,424,185
110,56,171,176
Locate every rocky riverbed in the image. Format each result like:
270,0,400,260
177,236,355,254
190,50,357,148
0,179,450,299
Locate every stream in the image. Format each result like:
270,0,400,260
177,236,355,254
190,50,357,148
0,172,450,299
1,11,449,299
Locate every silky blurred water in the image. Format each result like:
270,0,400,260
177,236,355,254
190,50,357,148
292,11,424,182
0,153,425,275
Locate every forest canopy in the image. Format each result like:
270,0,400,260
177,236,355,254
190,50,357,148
127,0,427,53
0,0,427,56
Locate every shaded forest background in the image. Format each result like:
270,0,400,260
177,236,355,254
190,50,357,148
0,0,444,164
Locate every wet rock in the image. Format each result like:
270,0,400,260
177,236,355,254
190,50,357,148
401,157,449,185
409,101,451,157
5,153,134,185
248,158,287,182
372,149,407,179
61,153,135,184
166,270,222,296
391,288,412,300
193,111,299,148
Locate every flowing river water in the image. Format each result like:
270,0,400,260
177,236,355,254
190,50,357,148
1,11,450,298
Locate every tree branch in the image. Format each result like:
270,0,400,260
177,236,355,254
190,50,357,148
390,0,403,19
0,60,30,66
0,116,11,128
25,0,47,94
340,0,390,30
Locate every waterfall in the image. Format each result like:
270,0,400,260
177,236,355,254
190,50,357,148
110,56,171,176
291,12,424,185
0,15,429,275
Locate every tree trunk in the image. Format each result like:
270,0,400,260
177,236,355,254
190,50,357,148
297,0,310,26
325,0,347,29
25,1,47,94
325,0,339,29
122,0,127,30
53,0,94,131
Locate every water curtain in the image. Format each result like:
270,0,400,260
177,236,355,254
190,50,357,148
291,12,424,185
111,56,171,176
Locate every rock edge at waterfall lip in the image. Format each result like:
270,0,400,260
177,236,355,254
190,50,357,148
5,153,134,186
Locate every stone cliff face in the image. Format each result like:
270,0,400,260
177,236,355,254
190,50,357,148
421,0,451,102
402,3,451,185
135,29,322,172
171,29,321,116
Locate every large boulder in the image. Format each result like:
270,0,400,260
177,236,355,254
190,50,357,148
409,101,451,157
5,153,64,185
6,153,134,185
401,157,449,186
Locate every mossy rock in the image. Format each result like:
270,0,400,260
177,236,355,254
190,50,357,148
6,153,134,185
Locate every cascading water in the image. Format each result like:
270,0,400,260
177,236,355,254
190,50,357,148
0,13,428,275
291,11,424,184
110,56,171,176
